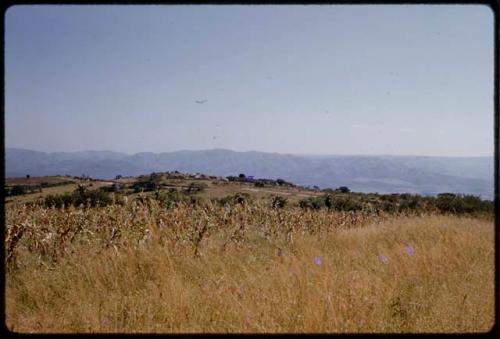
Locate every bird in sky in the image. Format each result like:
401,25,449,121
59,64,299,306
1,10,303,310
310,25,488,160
195,99,207,104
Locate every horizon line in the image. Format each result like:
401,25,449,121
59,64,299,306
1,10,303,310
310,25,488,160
5,147,494,158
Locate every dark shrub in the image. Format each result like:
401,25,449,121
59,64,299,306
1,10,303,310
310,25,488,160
234,193,248,205
276,178,294,187
44,187,111,208
299,197,323,210
398,195,421,212
11,185,27,196
381,201,397,213
436,193,463,213
311,199,323,210
329,196,362,212
44,193,74,208
271,196,287,209
435,193,493,215
76,184,87,195
337,186,350,193
9,185,43,196
156,189,197,208
215,193,251,207
132,180,158,193
299,199,313,210
461,195,493,214
324,195,333,209
73,189,112,207
381,194,400,203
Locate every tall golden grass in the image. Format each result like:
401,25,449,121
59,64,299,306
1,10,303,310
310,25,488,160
5,199,495,333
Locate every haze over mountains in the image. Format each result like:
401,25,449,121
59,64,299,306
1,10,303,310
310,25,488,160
6,148,494,199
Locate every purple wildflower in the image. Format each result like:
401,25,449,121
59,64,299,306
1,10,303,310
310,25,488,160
313,256,322,266
378,255,389,264
405,245,415,256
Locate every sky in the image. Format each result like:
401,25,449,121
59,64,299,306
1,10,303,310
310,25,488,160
5,5,495,156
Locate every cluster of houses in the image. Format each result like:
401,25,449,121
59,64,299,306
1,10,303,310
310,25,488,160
138,171,294,187
135,171,225,181
106,170,296,194
72,174,99,182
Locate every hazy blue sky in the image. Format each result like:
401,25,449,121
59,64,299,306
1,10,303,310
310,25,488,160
5,5,494,156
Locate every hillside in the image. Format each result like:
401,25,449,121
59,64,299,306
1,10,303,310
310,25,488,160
5,148,494,199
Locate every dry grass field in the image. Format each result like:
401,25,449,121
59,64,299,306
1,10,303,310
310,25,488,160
5,176,77,186
5,198,495,334
197,181,321,202
5,181,114,204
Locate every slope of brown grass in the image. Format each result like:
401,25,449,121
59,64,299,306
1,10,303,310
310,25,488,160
5,201,495,333
5,176,77,186
5,181,114,204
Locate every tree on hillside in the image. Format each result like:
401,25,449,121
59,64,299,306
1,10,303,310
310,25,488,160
76,184,87,195
324,195,332,209
337,186,350,193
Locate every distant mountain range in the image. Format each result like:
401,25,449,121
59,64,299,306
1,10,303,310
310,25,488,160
5,148,494,199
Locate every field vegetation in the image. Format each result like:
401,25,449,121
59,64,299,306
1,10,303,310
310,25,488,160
5,176,495,333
